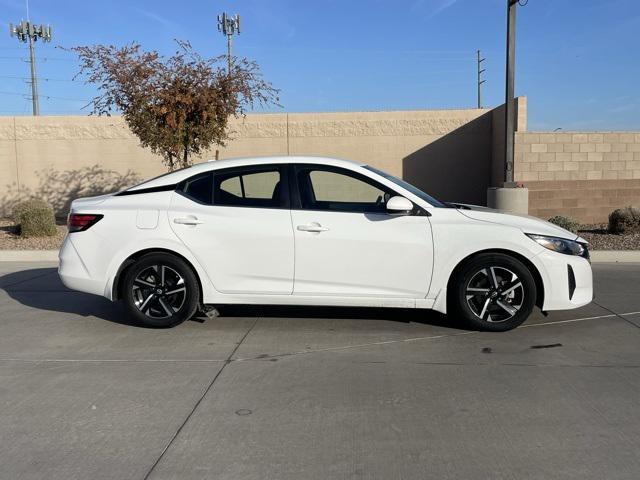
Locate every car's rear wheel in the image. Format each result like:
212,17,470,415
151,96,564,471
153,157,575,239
122,253,199,328
449,253,536,332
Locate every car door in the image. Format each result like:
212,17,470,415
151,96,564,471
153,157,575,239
290,164,433,298
168,164,294,295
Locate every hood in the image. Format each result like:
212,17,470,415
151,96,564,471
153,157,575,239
452,203,581,241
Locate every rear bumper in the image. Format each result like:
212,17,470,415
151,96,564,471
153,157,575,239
58,236,105,297
534,250,593,311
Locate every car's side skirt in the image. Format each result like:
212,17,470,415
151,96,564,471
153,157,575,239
203,294,434,310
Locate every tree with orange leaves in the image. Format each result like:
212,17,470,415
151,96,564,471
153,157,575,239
68,40,279,171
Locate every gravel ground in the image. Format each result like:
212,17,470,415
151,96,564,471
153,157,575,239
0,219,66,251
579,224,640,251
1,219,639,251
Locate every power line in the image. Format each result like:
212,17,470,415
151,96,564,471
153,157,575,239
0,109,88,114
0,90,88,102
0,55,75,61
0,74,80,82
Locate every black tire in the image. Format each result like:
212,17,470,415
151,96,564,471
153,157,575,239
449,253,536,332
122,253,200,328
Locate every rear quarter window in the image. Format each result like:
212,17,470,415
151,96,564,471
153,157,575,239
178,172,213,204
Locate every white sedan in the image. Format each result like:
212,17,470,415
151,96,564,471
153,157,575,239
59,156,593,331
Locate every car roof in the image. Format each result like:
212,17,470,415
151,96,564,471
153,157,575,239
127,156,366,191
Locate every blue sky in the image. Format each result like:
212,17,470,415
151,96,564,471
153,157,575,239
0,0,638,130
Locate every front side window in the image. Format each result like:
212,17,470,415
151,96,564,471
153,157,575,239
363,165,445,207
296,166,394,213
214,167,284,208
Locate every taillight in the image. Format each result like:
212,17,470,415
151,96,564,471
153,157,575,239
67,214,103,232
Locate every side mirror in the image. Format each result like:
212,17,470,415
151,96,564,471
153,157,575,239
386,196,413,214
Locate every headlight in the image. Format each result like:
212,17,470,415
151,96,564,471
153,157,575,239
526,234,587,257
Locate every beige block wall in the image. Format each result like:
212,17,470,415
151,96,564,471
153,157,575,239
0,118,18,191
514,132,640,183
210,113,288,160
514,131,640,223
3,101,639,225
0,106,508,216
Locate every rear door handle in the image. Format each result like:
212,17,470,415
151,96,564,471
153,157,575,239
173,216,204,225
297,223,329,233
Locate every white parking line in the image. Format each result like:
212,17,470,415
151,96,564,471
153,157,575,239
233,310,640,361
1,311,638,364
521,311,640,329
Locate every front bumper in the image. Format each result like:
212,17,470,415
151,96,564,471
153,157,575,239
534,249,593,311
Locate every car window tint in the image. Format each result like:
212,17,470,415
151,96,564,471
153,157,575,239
363,165,446,207
243,171,280,199
220,176,243,197
214,168,283,208
310,170,383,203
298,167,392,213
181,173,212,204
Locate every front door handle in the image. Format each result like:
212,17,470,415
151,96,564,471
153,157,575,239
173,216,204,226
297,222,329,233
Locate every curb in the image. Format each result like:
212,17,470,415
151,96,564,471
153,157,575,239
589,250,640,263
1,250,640,264
0,250,59,262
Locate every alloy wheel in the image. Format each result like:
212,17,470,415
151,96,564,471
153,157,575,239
131,264,187,319
465,266,524,323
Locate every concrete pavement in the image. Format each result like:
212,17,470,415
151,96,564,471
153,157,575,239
0,262,639,479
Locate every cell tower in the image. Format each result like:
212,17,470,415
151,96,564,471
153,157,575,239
9,21,52,116
217,13,240,73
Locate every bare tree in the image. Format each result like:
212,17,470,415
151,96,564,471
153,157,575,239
67,41,279,171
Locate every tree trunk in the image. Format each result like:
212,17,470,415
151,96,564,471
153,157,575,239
167,153,177,172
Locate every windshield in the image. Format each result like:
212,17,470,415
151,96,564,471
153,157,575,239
363,166,446,208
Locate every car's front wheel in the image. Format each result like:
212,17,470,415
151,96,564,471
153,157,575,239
122,253,199,328
449,253,536,332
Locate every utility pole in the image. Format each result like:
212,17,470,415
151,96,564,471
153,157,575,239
9,20,52,116
487,0,528,214
504,0,520,185
477,50,486,109
217,12,240,74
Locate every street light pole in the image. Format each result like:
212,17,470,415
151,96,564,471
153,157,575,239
504,0,518,185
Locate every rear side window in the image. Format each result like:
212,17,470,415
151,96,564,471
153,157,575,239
214,167,285,208
179,172,213,204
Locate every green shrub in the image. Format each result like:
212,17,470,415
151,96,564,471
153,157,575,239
12,199,57,238
608,206,640,234
548,215,580,234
